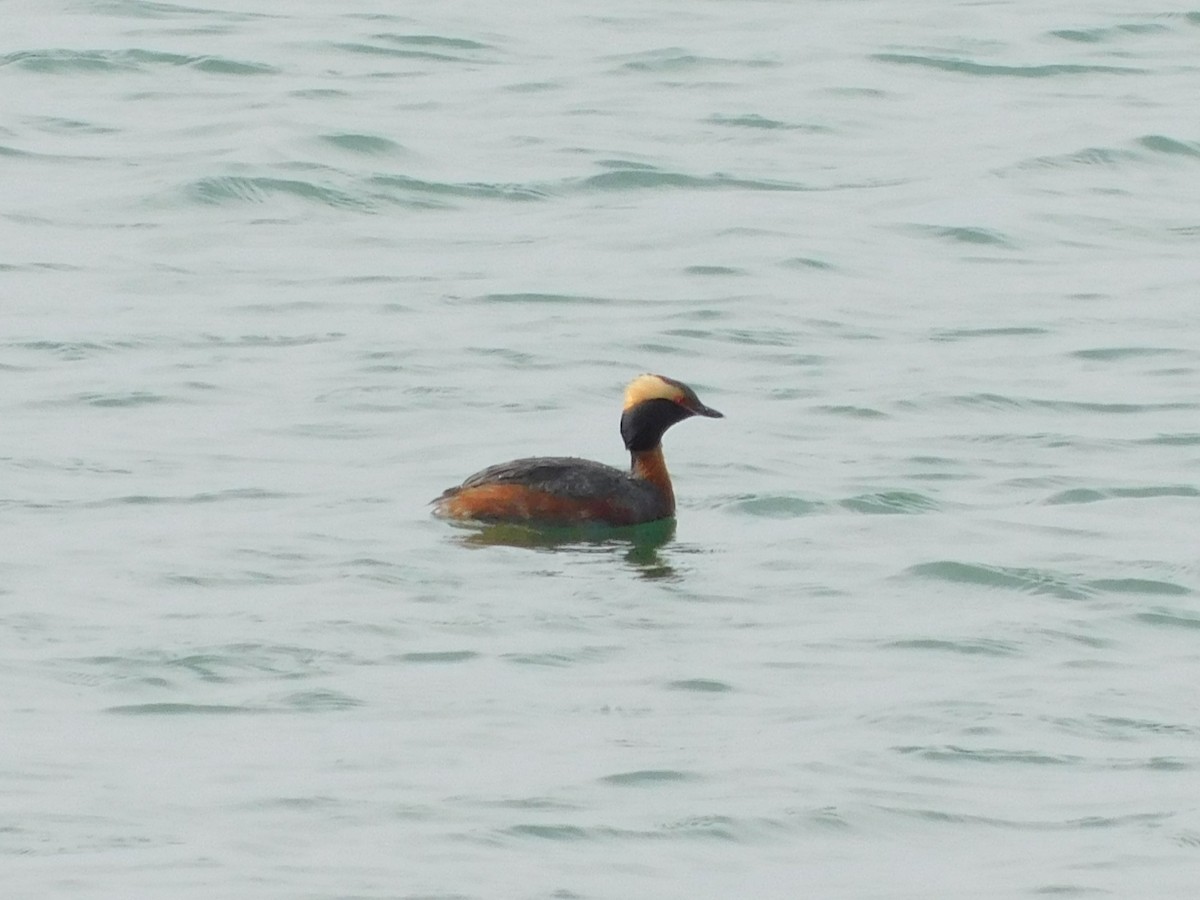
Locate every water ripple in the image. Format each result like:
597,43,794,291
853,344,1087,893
84,488,289,508
895,745,1082,766
1070,346,1186,361
502,814,784,844
886,638,1021,657
189,175,370,209
1008,135,1200,174
107,702,257,715
708,113,829,132
369,173,547,204
396,650,479,664
910,225,1016,247
873,53,1145,78
0,48,276,75
728,495,822,518
1044,485,1200,505
319,132,406,155
75,390,171,408
1049,23,1171,43
906,561,1092,601
1089,578,1191,596
616,49,779,73
330,37,495,64
916,394,1198,414
75,644,347,687
666,678,734,693
599,769,700,786
881,806,1170,831
1135,609,1200,630
932,326,1049,341
839,491,940,515
576,168,808,193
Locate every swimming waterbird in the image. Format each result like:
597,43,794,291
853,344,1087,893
432,374,722,526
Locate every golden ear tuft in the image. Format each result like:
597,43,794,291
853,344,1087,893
623,373,685,410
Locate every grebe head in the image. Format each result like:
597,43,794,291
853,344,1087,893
620,374,722,452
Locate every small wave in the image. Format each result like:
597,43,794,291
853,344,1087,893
107,702,257,715
924,393,1196,415
840,491,939,515
599,769,700,786
1006,135,1200,176
1020,146,1142,171
1070,345,1184,360
666,678,734,693
0,49,134,73
163,570,310,587
0,48,276,75
780,256,836,271
195,332,345,348
873,53,1144,78
277,690,362,711
885,638,1020,656
894,744,1082,766
684,265,745,276
189,175,370,210
319,133,405,156
504,824,593,842
76,391,170,408
503,652,581,668
330,42,494,64
503,646,622,668
908,224,1016,247
880,805,1168,830
188,56,277,75
107,693,361,714
931,326,1049,341
906,561,1091,600
13,339,141,359
91,1,269,21
78,644,346,691
84,488,289,508
1044,485,1200,505
503,814,783,844
339,557,413,586
33,115,118,135
1138,433,1200,446
816,405,888,419
369,173,547,205
370,33,493,52
396,650,479,664
1049,23,1171,43
662,326,804,347
708,113,828,132
1087,578,1191,597
503,80,560,93
1085,715,1200,738
899,392,1022,411
1135,609,1200,630
617,49,779,73
729,495,823,518
1137,134,1200,160
1043,398,1197,414
576,168,807,193
470,292,618,306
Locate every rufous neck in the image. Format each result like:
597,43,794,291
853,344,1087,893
630,446,674,514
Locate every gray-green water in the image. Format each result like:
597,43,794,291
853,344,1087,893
4,2,1200,897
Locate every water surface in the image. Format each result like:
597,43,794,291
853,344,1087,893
4,1,1200,897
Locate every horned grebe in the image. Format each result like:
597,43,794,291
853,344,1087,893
431,374,722,526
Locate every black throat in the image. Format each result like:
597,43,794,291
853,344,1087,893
621,398,691,452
